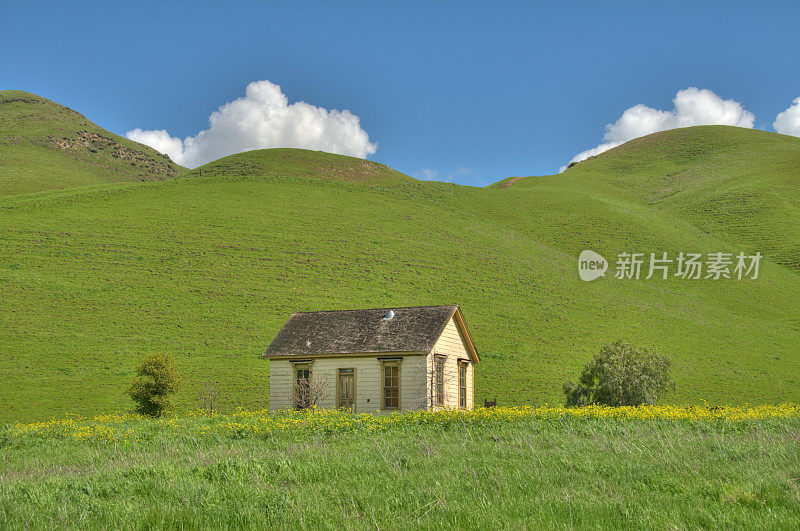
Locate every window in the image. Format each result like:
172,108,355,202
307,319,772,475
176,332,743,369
380,360,401,410
458,362,467,409
435,356,445,406
294,366,311,410
383,364,400,409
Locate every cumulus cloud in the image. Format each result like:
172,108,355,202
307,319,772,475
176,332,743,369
126,80,377,168
561,87,755,171
125,129,186,164
774,97,800,137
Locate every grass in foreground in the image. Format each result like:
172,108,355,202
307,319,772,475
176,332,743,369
2,406,800,528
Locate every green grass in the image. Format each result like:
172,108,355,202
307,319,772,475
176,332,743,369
505,126,800,271
2,414,799,528
0,90,184,197
1,95,799,421
193,147,414,184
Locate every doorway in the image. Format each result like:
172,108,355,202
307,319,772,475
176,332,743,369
337,368,355,412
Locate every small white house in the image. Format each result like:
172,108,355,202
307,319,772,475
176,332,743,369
263,305,480,412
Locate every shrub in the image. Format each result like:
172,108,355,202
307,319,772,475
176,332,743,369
564,341,674,407
127,353,181,417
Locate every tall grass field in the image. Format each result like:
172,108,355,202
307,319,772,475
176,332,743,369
2,407,800,528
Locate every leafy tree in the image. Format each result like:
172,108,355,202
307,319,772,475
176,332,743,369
564,341,674,407
127,353,181,417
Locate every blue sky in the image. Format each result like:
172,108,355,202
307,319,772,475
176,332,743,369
2,1,799,185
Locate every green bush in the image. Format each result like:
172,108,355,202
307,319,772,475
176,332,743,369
127,353,181,417
564,341,674,407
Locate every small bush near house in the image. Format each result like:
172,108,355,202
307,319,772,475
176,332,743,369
127,353,181,417
564,341,674,406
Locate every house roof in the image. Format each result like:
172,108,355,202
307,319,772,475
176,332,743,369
263,305,478,361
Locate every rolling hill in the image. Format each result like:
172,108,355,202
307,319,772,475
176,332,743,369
0,90,184,197
0,95,799,422
498,126,800,271
192,148,413,184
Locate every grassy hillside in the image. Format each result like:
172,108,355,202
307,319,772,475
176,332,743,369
501,126,800,271
0,91,184,197
1,122,800,421
192,148,413,184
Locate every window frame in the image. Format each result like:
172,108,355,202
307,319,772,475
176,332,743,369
379,359,402,411
435,355,446,407
458,360,468,409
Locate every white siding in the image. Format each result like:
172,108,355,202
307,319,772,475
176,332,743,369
268,354,427,413
269,359,294,411
427,317,475,410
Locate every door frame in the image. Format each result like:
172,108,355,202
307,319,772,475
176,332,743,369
336,368,356,412
292,363,313,410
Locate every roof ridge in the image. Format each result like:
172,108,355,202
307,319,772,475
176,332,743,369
290,304,457,315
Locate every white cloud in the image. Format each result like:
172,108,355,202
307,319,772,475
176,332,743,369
125,129,186,164
561,87,755,171
413,168,439,180
126,80,377,168
774,97,800,137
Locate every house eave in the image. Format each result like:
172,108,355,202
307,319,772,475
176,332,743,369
261,350,427,361
452,307,480,363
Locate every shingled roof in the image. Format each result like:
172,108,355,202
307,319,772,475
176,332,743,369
263,305,476,359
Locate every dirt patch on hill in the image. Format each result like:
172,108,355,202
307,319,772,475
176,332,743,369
315,160,388,182
1,97,47,105
496,177,522,189
49,131,178,177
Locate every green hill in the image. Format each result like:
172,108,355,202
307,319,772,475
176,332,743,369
499,126,800,271
193,148,414,184
0,90,184,197
1,97,799,421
